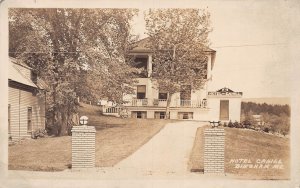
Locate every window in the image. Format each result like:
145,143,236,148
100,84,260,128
183,113,189,119
158,92,168,100
155,112,165,119
133,111,147,119
27,107,32,132
137,111,142,118
8,104,11,134
178,112,193,119
137,85,146,99
133,56,148,78
180,85,191,100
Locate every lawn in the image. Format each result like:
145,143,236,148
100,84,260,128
188,126,290,180
9,104,173,171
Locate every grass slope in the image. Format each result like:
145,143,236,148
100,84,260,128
189,126,290,180
9,104,172,171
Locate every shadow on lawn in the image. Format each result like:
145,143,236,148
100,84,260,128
191,168,204,173
93,124,126,131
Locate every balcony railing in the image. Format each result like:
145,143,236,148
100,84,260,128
124,99,207,108
131,99,149,106
103,106,121,113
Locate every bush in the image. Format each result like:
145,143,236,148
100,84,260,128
263,127,270,133
228,120,233,128
233,121,239,128
238,122,243,128
223,122,227,127
242,120,251,129
31,128,47,139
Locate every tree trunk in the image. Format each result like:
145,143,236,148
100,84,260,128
165,93,173,119
59,107,68,136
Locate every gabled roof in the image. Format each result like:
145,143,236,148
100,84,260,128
129,36,216,69
8,58,38,88
217,87,234,93
130,36,216,53
9,57,32,70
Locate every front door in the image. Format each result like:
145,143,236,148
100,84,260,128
220,100,229,120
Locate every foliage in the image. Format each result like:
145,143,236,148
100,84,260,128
233,121,242,128
144,9,211,118
241,102,290,117
228,120,233,128
240,102,290,136
9,8,138,135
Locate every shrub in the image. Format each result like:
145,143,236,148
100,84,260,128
238,122,243,128
31,128,47,139
223,122,227,127
228,120,233,128
233,121,239,128
242,120,251,129
263,127,270,133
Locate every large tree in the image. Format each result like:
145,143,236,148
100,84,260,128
144,9,212,118
9,8,138,135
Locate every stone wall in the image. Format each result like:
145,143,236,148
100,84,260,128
204,128,225,174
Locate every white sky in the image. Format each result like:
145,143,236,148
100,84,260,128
130,1,299,98
1,0,299,98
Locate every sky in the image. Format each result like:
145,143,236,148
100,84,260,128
1,0,298,98
130,1,297,98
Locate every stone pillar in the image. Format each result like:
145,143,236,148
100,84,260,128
71,125,96,170
204,128,225,174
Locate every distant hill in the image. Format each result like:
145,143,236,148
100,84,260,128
242,97,290,106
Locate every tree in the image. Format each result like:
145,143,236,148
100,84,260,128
9,8,138,135
144,9,211,118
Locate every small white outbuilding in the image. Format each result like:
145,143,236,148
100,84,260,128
207,87,243,122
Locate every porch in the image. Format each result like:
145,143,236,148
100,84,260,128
123,98,208,108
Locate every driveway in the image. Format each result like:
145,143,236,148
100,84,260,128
113,121,206,177
7,121,207,180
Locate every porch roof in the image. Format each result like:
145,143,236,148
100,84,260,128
130,36,216,53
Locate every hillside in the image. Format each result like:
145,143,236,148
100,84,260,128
189,126,290,180
242,97,290,106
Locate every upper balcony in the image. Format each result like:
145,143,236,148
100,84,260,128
123,98,208,108
131,55,152,78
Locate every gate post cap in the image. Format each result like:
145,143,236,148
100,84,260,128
79,116,88,125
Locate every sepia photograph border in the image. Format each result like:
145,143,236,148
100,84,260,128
1,0,300,187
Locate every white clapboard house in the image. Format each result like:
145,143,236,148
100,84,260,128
113,37,243,122
8,57,46,141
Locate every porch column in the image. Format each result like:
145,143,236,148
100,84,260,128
147,55,152,77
